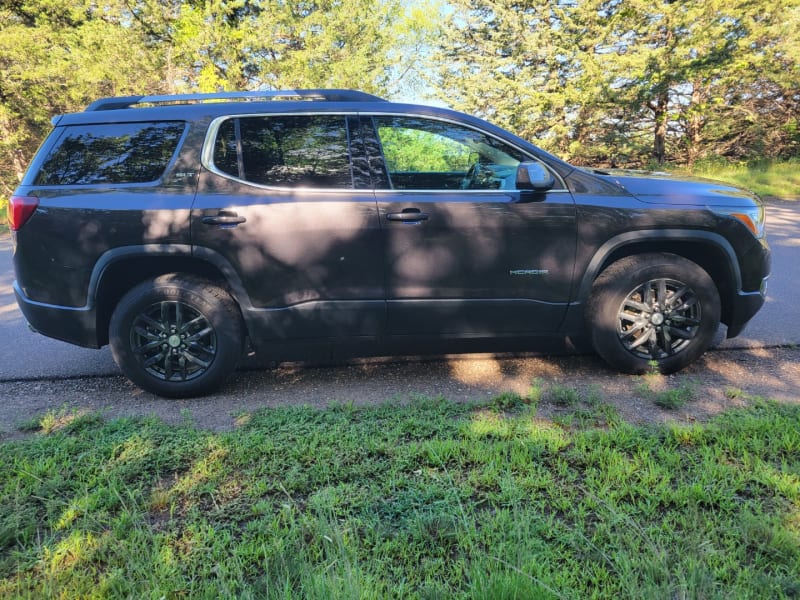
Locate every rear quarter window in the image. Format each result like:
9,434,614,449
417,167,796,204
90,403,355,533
33,121,186,185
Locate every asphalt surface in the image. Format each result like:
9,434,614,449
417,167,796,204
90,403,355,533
0,200,798,383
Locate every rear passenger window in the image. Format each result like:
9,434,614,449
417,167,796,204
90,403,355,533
34,122,185,185
212,115,353,188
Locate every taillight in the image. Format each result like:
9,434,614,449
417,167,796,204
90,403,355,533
8,195,39,231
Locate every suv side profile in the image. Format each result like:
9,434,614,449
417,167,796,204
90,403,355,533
9,90,770,398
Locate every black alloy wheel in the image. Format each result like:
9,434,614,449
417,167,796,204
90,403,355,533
110,275,243,398
588,253,721,374
130,299,217,383
615,277,702,360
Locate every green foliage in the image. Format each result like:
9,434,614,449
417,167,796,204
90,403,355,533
1,0,798,205
0,1,169,197
652,383,697,410
2,399,798,598
379,125,473,172
544,384,621,429
0,0,436,199
433,0,800,167
679,158,800,200
636,370,699,410
545,383,581,407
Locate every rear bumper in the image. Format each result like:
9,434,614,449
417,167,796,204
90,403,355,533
13,282,101,348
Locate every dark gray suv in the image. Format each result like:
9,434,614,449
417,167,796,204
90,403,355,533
9,90,770,397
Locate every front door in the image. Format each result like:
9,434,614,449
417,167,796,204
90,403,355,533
368,116,577,336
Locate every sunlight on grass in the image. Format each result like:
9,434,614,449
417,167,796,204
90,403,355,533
172,438,230,497
678,159,800,200
55,496,93,531
668,422,706,446
467,409,516,439
112,434,155,464
18,407,93,434
1,399,798,598
756,461,800,501
522,418,569,451
44,530,101,573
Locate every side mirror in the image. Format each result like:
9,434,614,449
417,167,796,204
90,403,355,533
516,162,555,192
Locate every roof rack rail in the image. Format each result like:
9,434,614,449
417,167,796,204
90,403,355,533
85,89,386,111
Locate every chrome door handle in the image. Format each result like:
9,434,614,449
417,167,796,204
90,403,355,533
386,208,429,223
202,211,246,226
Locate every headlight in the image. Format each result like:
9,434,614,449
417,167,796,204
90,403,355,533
714,204,766,238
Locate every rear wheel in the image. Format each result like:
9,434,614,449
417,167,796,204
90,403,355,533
110,275,243,398
588,253,720,374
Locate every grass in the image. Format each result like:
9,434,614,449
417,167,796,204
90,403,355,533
1,396,799,599
677,158,800,200
637,376,698,410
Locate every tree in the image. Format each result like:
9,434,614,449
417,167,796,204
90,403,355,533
434,1,593,159
107,0,424,93
0,1,168,194
432,0,800,166
591,0,799,165
0,0,435,200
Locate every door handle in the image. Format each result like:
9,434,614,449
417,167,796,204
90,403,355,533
202,211,247,227
386,208,429,223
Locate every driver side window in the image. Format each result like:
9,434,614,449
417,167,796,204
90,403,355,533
372,116,525,191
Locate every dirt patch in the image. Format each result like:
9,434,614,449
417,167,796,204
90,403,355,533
1,345,797,441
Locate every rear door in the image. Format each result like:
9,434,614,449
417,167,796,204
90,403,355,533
191,114,384,341
366,115,577,336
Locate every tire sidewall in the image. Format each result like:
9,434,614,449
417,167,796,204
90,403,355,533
110,276,242,398
589,255,721,374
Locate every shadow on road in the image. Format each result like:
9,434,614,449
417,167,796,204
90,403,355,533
2,345,798,442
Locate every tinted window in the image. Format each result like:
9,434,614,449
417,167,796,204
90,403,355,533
373,117,526,191
34,122,185,185
348,117,385,189
213,119,240,178
213,115,353,188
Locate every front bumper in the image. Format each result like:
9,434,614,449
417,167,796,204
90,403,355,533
724,278,768,338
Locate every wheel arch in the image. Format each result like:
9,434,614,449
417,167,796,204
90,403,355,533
577,230,742,327
90,245,251,346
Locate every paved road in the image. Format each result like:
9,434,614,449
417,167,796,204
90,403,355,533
0,200,797,382
0,235,119,379
716,201,799,348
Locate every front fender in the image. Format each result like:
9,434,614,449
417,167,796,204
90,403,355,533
574,229,742,304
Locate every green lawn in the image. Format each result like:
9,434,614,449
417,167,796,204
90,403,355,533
1,395,799,599
680,159,800,201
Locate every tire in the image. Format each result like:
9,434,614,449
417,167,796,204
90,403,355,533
587,253,721,375
109,275,243,398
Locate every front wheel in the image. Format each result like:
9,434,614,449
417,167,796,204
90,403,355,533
110,275,243,398
587,254,721,374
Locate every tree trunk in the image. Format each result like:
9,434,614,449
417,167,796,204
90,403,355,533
686,82,705,167
652,93,669,165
